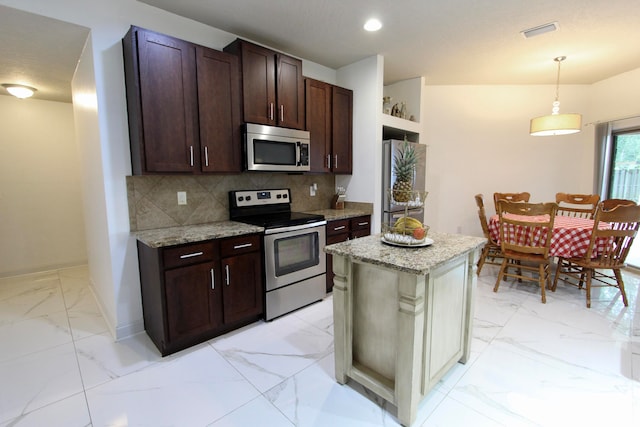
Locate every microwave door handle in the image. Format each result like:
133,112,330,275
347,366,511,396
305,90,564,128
296,141,301,166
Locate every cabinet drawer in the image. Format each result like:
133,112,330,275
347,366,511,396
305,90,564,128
327,233,349,245
327,219,350,236
350,216,371,233
163,241,216,269
220,234,261,258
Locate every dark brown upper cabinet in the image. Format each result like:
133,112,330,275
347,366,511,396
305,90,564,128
305,78,353,174
225,39,305,130
123,26,242,174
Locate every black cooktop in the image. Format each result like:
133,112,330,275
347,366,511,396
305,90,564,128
229,188,324,229
237,211,325,229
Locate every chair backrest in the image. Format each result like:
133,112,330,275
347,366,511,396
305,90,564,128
555,193,600,219
584,203,640,266
493,192,530,212
475,194,496,243
497,200,557,257
601,198,636,212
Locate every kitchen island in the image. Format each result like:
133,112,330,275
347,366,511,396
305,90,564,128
324,232,485,426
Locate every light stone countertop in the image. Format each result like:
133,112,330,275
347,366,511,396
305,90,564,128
324,232,486,276
135,221,264,248
305,208,370,221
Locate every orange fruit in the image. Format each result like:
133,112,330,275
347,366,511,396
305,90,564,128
412,227,426,240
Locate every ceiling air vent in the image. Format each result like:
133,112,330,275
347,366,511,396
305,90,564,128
520,22,559,39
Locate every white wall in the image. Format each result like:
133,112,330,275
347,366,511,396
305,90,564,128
588,68,640,123
0,95,87,276
336,55,385,231
422,84,592,236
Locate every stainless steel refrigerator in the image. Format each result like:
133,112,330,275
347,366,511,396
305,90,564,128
382,139,427,225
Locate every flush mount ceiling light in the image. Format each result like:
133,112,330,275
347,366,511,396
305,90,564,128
530,56,582,136
2,83,37,99
520,22,558,39
364,18,382,32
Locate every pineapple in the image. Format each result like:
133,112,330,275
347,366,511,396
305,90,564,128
392,139,418,203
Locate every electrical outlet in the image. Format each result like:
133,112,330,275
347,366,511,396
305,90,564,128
310,184,317,197
177,191,187,205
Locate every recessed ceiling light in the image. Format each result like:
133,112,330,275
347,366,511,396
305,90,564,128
364,18,382,32
2,83,37,99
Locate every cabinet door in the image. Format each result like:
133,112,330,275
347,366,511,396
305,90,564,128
196,46,242,173
129,28,198,173
331,86,353,174
326,230,350,293
238,42,276,126
222,251,264,324
277,54,305,130
305,79,332,172
164,262,222,342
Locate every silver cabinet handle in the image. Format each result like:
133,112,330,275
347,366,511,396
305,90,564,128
179,251,203,259
210,268,215,290
327,154,331,168
280,105,284,122
233,243,253,250
269,103,274,121
204,146,209,167
334,154,338,169
189,146,194,167
225,265,230,285
358,222,369,226
333,225,346,231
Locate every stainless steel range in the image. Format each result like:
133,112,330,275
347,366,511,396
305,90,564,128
229,189,326,320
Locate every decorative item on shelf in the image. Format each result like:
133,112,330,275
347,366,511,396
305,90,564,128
383,96,392,115
392,138,419,203
399,101,407,119
332,186,346,209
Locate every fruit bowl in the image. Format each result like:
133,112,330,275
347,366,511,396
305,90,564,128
381,221,430,247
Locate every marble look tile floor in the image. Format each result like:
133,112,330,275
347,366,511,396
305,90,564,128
1,264,639,426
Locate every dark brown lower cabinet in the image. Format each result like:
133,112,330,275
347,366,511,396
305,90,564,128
137,234,263,356
325,215,371,292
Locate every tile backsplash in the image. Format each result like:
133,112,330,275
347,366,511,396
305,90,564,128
127,174,336,231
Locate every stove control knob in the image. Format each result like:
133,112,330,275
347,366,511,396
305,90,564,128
246,196,252,201
276,194,282,199
283,193,288,199
238,196,244,202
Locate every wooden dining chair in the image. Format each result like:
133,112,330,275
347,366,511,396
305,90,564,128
555,193,600,219
552,202,640,308
494,200,557,303
601,198,636,211
493,192,530,212
474,194,503,275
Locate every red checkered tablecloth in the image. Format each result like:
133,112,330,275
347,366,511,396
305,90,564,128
488,214,610,259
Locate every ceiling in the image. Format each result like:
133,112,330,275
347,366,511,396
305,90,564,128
0,5,89,103
1,1,639,103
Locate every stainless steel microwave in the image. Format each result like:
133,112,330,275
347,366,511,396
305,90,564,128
244,123,311,172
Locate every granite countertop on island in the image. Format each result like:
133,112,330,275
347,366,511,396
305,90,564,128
135,221,264,248
324,232,486,276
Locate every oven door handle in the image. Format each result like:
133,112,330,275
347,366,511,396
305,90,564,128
264,220,327,235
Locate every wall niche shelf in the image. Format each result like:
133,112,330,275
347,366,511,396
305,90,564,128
382,114,421,141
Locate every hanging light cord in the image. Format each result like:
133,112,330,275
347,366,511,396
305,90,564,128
551,56,565,115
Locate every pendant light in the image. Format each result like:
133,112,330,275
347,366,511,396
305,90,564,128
530,56,581,136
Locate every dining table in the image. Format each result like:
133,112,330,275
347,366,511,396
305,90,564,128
488,214,611,259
